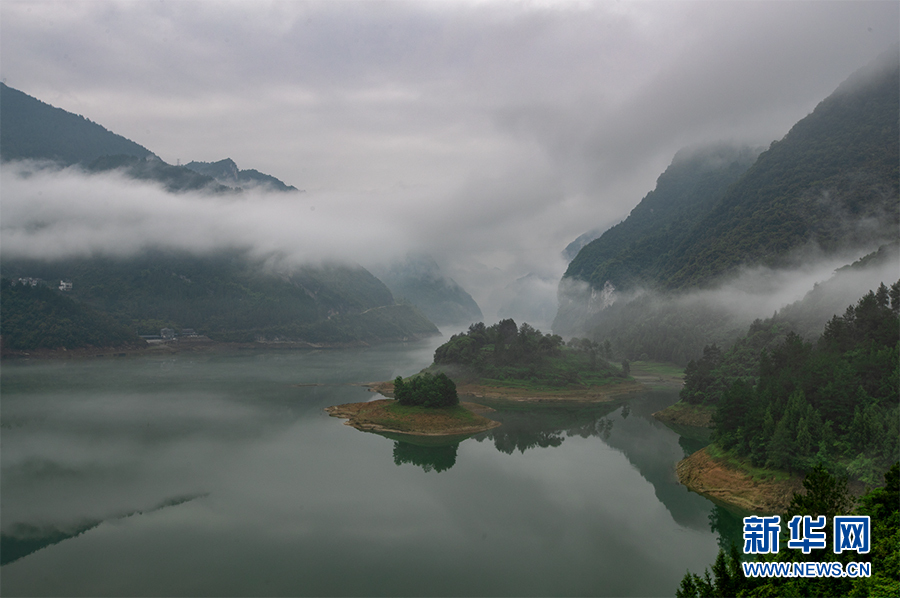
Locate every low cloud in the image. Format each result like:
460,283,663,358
0,161,580,309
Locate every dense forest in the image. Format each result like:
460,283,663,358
393,372,459,408
562,143,761,295
678,464,899,597
184,158,298,192
432,319,623,388
0,278,145,350
0,83,154,165
556,48,899,340
680,281,899,485
1,251,439,348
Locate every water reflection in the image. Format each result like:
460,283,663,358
472,400,620,454
1,348,736,596
393,441,459,472
0,493,206,565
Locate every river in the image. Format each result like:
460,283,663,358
0,339,740,596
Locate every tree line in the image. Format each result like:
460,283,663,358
393,372,459,408
433,319,624,388
681,281,899,485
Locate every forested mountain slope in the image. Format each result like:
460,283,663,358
0,83,155,165
1,251,439,345
371,253,484,327
1,85,440,348
0,84,295,194
663,48,899,290
563,143,761,291
555,48,899,340
0,278,145,351
184,158,298,192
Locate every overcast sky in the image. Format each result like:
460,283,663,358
1,1,897,321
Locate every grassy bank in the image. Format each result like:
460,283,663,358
325,399,501,436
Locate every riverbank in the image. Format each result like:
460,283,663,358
366,377,645,403
653,400,715,428
628,361,685,390
0,336,421,360
325,399,502,436
676,446,804,513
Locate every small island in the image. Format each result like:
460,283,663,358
326,372,501,436
328,319,649,437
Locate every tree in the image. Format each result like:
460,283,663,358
393,372,458,408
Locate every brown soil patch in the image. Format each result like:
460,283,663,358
325,399,501,436
653,402,715,428
677,447,803,513
365,379,644,403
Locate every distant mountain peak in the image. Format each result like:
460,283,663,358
184,159,299,192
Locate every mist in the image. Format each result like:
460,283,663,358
2,1,898,327
0,160,576,317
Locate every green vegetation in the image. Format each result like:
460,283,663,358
677,463,900,598
1,250,439,349
563,143,761,294
0,83,155,165
87,155,232,194
373,253,483,326
556,51,899,348
563,51,898,301
384,401,473,423
183,158,298,192
0,278,144,350
687,282,900,484
432,319,625,388
394,372,459,408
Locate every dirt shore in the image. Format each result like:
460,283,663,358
653,401,716,428
0,336,401,360
676,447,804,513
325,399,501,436
365,379,645,403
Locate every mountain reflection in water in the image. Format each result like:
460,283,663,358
1,345,734,597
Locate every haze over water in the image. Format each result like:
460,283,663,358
1,341,735,596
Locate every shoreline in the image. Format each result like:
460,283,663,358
0,336,432,360
325,399,502,437
676,446,803,513
365,378,646,403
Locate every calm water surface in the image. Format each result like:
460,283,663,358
1,340,738,596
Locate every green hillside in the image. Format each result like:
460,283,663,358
663,49,899,289
372,253,483,327
556,48,900,341
1,251,439,347
0,83,155,165
184,158,299,192
564,143,761,290
86,155,232,194
0,278,145,351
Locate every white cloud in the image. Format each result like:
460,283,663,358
1,1,897,308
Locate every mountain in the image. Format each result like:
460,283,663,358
184,158,299,192
0,84,297,194
0,83,156,165
372,253,483,327
1,250,439,346
562,228,603,262
556,47,900,338
0,277,146,352
0,85,438,348
86,154,233,194
555,143,761,335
